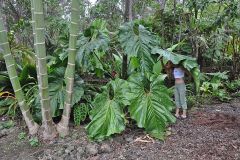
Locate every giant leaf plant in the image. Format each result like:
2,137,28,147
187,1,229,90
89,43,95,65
86,78,129,140
86,73,176,141
128,73,176,140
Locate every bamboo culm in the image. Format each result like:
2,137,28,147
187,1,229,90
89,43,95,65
31,0,57,139
0,14,39,135
57,0,81,136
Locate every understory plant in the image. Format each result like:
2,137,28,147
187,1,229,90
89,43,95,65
86,73,176,141
200,71,231,101
225,79,240,94
85,21,200,141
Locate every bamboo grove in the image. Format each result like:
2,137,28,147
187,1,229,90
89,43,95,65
0,0,81,139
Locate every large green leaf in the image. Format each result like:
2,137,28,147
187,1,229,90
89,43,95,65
76,20,110,71
72,78,84,105
152,47,200,93
152,48,196,65
86,78,129,140
140,51,155,74
119,22,159,57
128,73,176,140
119,22,158,73
48,68,65,116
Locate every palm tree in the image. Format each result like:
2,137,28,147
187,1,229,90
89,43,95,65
57,0,81,136
0,13,39,135
31,0,57,139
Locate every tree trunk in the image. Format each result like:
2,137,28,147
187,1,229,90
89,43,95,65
124,0,133,23
232,36,237,78
156,0,166,11
0,14,39,135
57,0,80,136
31,0,57,140
122,0,133,79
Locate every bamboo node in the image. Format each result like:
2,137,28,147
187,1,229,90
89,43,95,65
3,53,11,58
0,42,9,46
65,102,72,106
15,88,23,93
66,90,73,94
70,34,78,37
34,12,44,14
41,97,50,101
35,42,45,45
10,76,18,80
68,48,77,51
39,86,48,90
37,57,47,60
66,77,74,80
71,22,78,25
67,62,75,66
38,72,47,76
35,28,45,30
21,108,30,116
7,64,15,68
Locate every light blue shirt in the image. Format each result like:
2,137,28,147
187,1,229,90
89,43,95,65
173,68,184,78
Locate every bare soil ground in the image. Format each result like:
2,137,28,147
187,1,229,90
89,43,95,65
0,99,240,160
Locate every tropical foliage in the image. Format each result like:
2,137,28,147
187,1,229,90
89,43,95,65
87,74,176,140
0,0,239,142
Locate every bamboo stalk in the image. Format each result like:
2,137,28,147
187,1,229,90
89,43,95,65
0,14,39,135
57,0,81,136
31,0,57,139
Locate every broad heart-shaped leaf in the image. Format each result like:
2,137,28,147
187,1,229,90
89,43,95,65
119,22,159,58
76,20,110,71
128,73,176,140
119,22,157,73
86,78,130,140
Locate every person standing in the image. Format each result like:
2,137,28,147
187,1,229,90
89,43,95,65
173,66,187,118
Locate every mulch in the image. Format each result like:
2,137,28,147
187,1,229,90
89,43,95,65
0,99,240,160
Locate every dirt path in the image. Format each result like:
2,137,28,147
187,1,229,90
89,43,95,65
1,99,240,160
